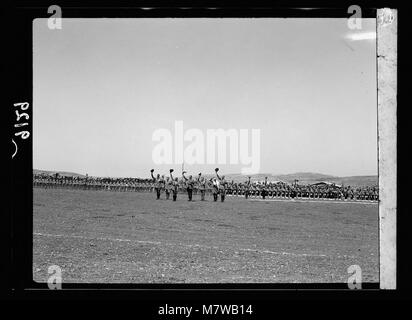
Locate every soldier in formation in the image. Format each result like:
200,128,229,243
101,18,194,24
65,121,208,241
33,172,379,202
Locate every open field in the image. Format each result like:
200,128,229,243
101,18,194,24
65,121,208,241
33,188,378,283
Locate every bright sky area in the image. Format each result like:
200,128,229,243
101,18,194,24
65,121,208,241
33,18,377,178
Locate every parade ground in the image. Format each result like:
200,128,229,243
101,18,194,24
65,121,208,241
33,188,379,283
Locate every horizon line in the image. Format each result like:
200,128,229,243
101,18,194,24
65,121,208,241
33,168,378,179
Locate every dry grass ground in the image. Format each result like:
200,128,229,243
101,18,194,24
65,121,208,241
33,188,378,283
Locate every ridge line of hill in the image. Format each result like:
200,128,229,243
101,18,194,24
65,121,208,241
33,169,378,186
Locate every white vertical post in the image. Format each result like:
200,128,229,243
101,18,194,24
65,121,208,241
377,8,397,289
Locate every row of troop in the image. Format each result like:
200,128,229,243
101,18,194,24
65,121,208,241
33,174,154,192
33,173,379,201
227,184,378,201
150,169,228,202
149,170,379,202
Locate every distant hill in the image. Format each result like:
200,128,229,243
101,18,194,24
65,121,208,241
33,169,85,177
329,176,378,187
274,172,335,180
33,169,377,186
203,172,377,186
270,172,377,186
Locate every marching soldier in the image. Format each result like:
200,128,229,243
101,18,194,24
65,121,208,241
244,176,251,199
165,176,173,200
197,173,207,201
233,181,239,196
215,168,227,202
182,171,195,201
261,177,268,200
150,169,164,200
210,178,219,202
169,169,179,201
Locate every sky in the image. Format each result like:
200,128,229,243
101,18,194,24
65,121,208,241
33,18,377,178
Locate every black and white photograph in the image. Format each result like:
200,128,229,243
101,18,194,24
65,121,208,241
31,15,386,285
4,3,404,305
